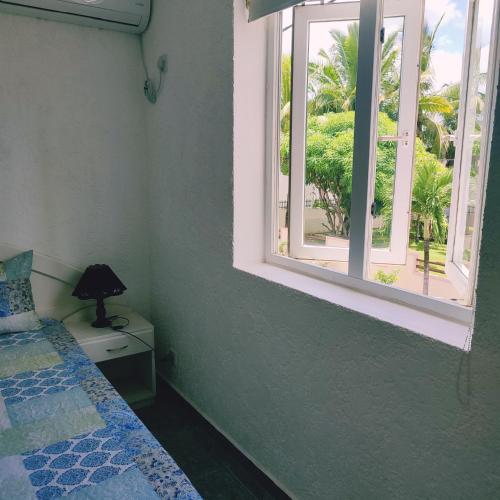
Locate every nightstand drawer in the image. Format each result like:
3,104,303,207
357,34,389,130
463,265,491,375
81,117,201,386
63,307,156,407
80,331,152,363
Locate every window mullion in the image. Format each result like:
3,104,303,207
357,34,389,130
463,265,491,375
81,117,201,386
267,12,284,259
348,0,384,280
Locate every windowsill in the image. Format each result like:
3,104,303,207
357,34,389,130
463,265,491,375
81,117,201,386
234,257,472,351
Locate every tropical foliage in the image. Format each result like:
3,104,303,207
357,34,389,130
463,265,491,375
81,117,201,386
374,269,400,285
411,148,453,294
417,18,454,158
281,17,459,293
281,111,400,237
307,23,402,117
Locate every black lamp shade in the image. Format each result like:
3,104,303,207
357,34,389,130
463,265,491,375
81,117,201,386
73,264,126,300
72,265,126,328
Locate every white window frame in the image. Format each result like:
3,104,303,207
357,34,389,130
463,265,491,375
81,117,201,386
446,0,500,303
264,0,500,333
289,1,423,266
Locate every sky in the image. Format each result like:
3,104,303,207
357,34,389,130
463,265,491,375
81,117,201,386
427,0,468,89
282,0,495,90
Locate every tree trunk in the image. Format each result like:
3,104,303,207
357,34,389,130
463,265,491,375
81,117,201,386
285,192,290,228
324,204,336,235
341,216,350,238
414,217,420,244
422,220,431,296
319,189,336,234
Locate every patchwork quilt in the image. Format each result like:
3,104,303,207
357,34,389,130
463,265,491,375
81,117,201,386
0,320,201,500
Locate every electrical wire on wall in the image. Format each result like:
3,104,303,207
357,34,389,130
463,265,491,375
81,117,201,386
456,325,474,406
140,35,167,104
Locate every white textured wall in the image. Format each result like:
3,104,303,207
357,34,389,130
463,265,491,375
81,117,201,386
144,1,500,498
0,14,150,316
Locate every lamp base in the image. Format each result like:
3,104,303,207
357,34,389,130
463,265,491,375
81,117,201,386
92,296,110,329
92,317,112,329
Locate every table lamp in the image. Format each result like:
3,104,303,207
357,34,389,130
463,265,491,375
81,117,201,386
72,264,127,328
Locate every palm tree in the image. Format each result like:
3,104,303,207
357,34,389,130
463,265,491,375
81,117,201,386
417,17,455,158
308,23,401,116
280,54,293,229
440,82,461,134
411,154,453,295
308,19,454,156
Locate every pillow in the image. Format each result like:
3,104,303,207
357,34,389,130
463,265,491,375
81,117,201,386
0,250,42,334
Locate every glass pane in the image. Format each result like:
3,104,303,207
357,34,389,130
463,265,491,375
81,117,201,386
371,16,404,251
301,18,359,272
368,0,472,302
453,0,495,275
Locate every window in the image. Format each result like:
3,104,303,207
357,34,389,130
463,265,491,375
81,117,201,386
268,0,500,324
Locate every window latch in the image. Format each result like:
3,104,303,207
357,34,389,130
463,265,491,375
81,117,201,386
371,201,377,217
380,27,386,44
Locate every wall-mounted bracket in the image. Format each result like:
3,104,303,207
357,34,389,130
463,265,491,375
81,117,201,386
144,54,167,104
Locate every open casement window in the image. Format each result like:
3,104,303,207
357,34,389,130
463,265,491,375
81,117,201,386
446,0,499,304
289,1,423,265
271,0,500,318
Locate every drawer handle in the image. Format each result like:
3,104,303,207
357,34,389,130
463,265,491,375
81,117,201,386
106,345,129,353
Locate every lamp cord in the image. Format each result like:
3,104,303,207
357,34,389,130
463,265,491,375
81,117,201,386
108,315,155,353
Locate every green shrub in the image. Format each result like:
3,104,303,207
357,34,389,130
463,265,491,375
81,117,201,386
374,269,400,285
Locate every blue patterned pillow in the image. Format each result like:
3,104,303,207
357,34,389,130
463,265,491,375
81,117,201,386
0,250,42,334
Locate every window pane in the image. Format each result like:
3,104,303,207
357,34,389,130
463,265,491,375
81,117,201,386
452,0,495,275
366,0,496,306
368,0,470,302
297,17,360,273
371,16,404,252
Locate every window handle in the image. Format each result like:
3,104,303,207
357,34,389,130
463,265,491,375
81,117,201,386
106,345,129,353
378,131,409,146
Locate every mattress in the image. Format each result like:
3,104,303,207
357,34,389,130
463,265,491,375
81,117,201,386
0,319,201,500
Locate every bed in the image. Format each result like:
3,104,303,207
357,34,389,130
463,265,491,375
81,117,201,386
0,244,201,500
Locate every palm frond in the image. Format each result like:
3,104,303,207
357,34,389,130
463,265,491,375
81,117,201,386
419,95,454,114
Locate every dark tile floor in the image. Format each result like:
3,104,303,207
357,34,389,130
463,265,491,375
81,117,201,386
135,379,290,500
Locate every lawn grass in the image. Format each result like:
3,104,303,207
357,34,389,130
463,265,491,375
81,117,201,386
372,231,447,265
303,229,448,267
409,241,447,264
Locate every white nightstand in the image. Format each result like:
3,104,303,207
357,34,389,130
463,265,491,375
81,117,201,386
64,305,156,409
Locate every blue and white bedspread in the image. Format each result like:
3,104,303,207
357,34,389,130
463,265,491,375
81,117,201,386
0,319,201,500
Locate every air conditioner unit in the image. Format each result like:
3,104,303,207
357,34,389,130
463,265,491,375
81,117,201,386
0,0,151,34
